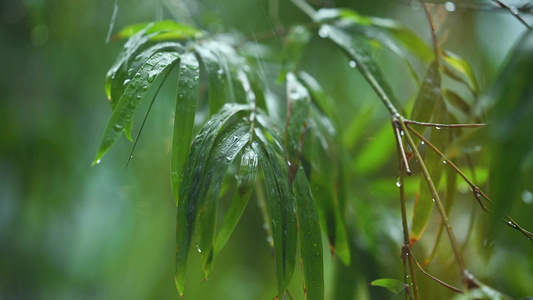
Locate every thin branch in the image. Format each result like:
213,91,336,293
404,120,485,128
398,118,467,278
394,119,412,175
492,0,532,29
408,247,464,294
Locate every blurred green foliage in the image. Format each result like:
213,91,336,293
1,0,532,299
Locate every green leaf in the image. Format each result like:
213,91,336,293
322,24,406,116
278,26,312,82
93,51,180,165
441,50,479,95
487,30,533,237
214,145,258,256
175,103,250,296
196,121,251,279
410,60,441,123
253,129,297,298
171,52,199,202
353,122,396,175
297,71,338,125
285,72,311,183
113,20,204,41
292,168,324,300
370,278,406,294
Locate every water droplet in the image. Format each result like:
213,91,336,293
196,245,202,253
147,72,156,83
217,69,224,75
435,126,441,130
522,190,533,204
318,27,329,38
263,223,269,230
421,141,425,145
188,85,193,89
95,159,101,164
187,63,199,70
142,85,148,91
123,79,131,86
114,123,124,131
134,55,142,61
349,60,357,68
226,156,232,162
128,101,136,109
432,198,435,202
134,73,141,78
443,160,447,164
444,1,456,12
136,95,142,100
396,180,401,188
127,68,133,76
266,236,273,244
400,131,404,136
194,76,199,82
510,6,519,14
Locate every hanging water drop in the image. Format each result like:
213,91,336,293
443,160,447,164
96,159,101,165
318,27,329,38
444,2,456,12
421,141,425,145
435,126,441,130
349,60,357,68
396,180,401,188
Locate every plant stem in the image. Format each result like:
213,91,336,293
492,0,532,29
398,118,467,282
404,120,485,128
422,3,440,63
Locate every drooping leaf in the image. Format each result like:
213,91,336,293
278,26,312,82
321,24,406,116
487,30,533,237
113,20,204,41
171,52,199,201
285,72,311,183
94,51,180,165
370,278,406,294
292,168,324,300
195,122,251,279
175,104,250,296
214,145,258,256
253,129,297,298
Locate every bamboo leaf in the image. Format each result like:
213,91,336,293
214,145,258,256
292,168,324,300
441,50,479,95
93,51,180,165
196,122,251,279
370,278,406,294
410,61,441,123
253,129,297,298
171,52,199,201
113,20,204,41
175,103,250,296
285,72,311,183
321,24,406,116
487,30,533,237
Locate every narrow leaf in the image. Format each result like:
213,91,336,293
292,168,324,300
175,104,250,296
214,145,258,256
410,60,441,123
113,20,204,41
94,51,180,165
196,122,251,279
253,129,297,298
171,52,199,201
285,72,311,183
441,50,479,95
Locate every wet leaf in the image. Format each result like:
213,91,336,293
175,104,250,296
441,50,479,95
297,71,338,125
292,168,324,300
94,51,180,165
113,20,204,41
285,72,311,183
410,60,441,123
195,122,251,279
370,278,406,294
214,145,258,256
171,52,199,201
253,129,297,298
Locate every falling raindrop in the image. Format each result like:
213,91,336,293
444,2,456,12
349,60,357,68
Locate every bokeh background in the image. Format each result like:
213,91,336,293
1,0,532,299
